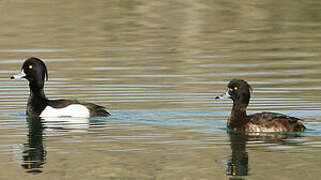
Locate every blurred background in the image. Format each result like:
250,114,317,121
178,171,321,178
0,0,320,179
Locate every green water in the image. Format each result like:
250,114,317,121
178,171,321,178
0,0,321,179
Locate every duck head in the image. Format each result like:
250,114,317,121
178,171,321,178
216,79,252,106
11,57,48,90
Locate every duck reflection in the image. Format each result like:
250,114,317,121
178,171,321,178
21,117,46,173
226,131,304,179
41,116,89,130
227,132,248,179
21,116,92,173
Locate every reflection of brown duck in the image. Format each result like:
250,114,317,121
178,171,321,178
227,133,248,178
21,117,46,173
226,132,304,179
216,79,306,132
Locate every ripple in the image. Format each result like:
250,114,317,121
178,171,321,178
261,52,317,57
92,147,147,152
193,55,228,59
94,66,169,70
0,49,71,53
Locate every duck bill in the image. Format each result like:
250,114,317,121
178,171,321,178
10,70,26,79
215,90,231,100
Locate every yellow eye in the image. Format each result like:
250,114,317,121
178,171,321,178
29,65,33,69
234,86,238,91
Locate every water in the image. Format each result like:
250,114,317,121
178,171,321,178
0,0,321,179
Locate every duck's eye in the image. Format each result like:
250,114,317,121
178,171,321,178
28,65,33,69
234,86,238,91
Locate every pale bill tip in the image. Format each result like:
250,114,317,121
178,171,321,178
11,70,26,79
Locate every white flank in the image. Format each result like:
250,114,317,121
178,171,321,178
40,104,90,118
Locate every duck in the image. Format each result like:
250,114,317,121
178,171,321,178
215,79,305,132
11,57,110,118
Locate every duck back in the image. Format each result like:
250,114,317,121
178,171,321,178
246,112,305,132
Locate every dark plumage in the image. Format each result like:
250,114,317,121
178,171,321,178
216,79,305,132
11,57,110,117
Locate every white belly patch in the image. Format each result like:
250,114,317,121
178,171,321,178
40,104,90,118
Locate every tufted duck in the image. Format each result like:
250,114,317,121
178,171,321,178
215,79,305,132
11,57,110,118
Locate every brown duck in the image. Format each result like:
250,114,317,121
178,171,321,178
216,79,305,132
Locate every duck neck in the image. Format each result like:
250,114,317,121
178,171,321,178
228,104,248,130
27,87,47,116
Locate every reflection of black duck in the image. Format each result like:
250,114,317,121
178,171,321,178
227,132,248,178
21,117,46,173
216,79,306,132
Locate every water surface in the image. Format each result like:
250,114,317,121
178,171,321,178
0,0,321,179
